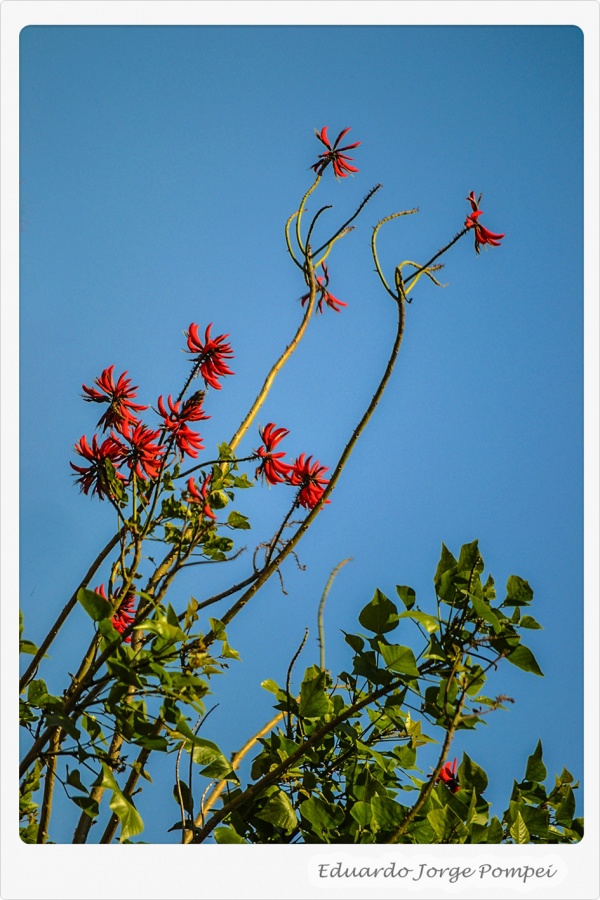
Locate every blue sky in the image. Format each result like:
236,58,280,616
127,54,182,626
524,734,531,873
18,24,584,845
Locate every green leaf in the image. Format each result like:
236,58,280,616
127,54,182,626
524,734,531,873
227,510,251,529
260,679,281,695
255,790,298,834
457,540,483,576
371,795,407,831
434,543,458,587
458,754,488,795
299,668,332,718
469,591,502,632
100,763,144,842
77,587,112,622
19,639,39,655
520,615,543,629
300,796,344,836
378,643,420,677
504,575,534,606
359,589,399,634
555,786,576,826
27,679,48,707
525,740,547,783
214,825,247,844
66,769,88,793
71,795,100,819
488,815,504,843
428,805,469,843
506,644,544,676
424,634,447,661
344,633,365,652
349,801,372,827
398,610,439,633
510,811,530,844
395,585,416,610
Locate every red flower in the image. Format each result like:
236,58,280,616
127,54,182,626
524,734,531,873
185,323,234,390
311,126,360,179
95,584,136,643
119,422,165,481
82,366,147,433
287,454,330,510
438,758,460,793
465,192,505,254
255,423,292,485
157,392,209,459
300,264,348,315
70,433,127,500
186,474,217,520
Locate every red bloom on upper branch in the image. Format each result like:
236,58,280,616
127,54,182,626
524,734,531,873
120,422,165,481
438,758,460,793
288,454,330,510
300,263,348,315
186,474,217,520
82,366,147,433
185,323,234,391
95,584,136,643
157,392,209,459
465,192,505,254
311,127,360,179
70,433,127,500
255,423,292,485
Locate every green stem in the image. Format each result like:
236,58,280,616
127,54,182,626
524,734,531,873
318,558,352,672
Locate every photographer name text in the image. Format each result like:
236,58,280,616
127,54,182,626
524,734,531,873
317,862,557,885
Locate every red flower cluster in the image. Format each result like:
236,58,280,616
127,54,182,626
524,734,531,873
119,422,165,481
82,366,148,433
438,758,460,793
185,323,234,390
288,454,330,509
95,584,136,643
254,424,330,509
311,127,360,179
300,264,347,314
157,392,208,459
465,192,505,254
70,434,127,500
186,474,217,520
255,423,292,484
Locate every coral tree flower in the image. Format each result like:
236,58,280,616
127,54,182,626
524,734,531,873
119,422,165,481
82,366,148,433
186,475,217,520
70,433,127,500
255,423,292,485
185,323,234,390
311,126,360,179
438,758,460,793
95,585,136,643
465,192,505,254
300,264,348,314
288,454,330,510
157,392,209,459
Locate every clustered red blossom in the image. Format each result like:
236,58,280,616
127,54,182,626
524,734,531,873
311,126,360,179
71,325,228,502
94,584,136,642
254,423,330,510
185,323,234,390
82,366,148,432
157,392,208,459
186,474,217,520
465,192,505,254
437,758,460,793
300,263,348,315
